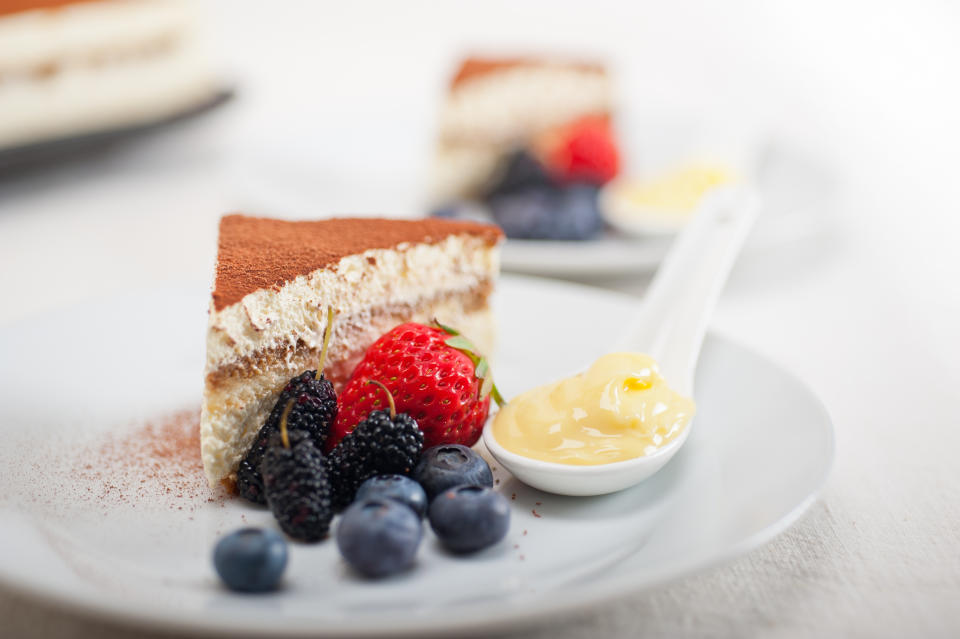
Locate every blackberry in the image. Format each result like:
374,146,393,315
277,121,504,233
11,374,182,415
261,401,334,542
483,149,553,199
236,371,337,504
326,381,424,512
236,308,338,505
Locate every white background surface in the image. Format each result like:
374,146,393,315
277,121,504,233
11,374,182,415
1,1,959,637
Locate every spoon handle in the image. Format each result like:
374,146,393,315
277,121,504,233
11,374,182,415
620,185,761,392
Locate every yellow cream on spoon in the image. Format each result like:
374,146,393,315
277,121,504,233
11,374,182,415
491,353,695,465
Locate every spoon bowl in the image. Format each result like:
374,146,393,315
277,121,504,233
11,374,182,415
483,185,761,496
482,415,692,496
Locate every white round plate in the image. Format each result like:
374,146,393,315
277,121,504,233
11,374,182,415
0,276,833,637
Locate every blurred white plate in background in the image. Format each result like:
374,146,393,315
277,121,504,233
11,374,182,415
231,141,837,278
503,142,838,276
227,105,838,278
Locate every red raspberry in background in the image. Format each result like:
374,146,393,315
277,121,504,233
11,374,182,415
330,323,502,451
542,115,620,185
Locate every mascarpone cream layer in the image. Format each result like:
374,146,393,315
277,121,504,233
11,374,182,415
437,64,612,146
205,234,500,376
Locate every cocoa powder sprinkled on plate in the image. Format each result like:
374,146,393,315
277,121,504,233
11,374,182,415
71,408,217,511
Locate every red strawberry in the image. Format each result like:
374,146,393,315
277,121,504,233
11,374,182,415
329,322,503,451
541,115,620,185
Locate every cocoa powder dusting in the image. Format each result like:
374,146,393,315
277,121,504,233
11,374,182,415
212,215,503,311
450,56,606,88
0,0,102,18
71,409,216,511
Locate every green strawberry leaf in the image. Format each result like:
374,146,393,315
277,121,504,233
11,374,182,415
433,319,460,336
432,319,505,407
444,335,475,351
480,369,494,398
475,358,489,380
488,377,506,407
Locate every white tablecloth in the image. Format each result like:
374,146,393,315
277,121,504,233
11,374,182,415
1,1,958,637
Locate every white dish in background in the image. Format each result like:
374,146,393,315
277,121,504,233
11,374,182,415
503,142,838,276
0,276,833,637
599,166,743,237
500,231,673,276
228,111,838,278
598,118,759,237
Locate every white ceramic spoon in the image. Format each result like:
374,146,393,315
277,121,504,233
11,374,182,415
482,185,762,496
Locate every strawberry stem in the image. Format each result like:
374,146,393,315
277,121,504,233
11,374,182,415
489,384,506,408
367,379,396,419
279,398,294,449
315,306,336,380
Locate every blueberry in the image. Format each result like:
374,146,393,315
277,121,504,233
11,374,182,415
413,444,493,501
551,183,603,240
213,528,288,593
336,499,423,578
484,149,553,198
488,182,604,240
355,474,428,518
487,188,557,240
431,204,460,219
430,201,495,224
428,485,510,553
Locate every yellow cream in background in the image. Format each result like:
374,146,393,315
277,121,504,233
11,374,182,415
492,353,696,465
618,163,735,217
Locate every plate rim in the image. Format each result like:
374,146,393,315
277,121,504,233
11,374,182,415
0,87,234,173
0,277,834,636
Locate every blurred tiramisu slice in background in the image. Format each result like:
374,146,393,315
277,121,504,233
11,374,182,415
430,56,621,241
430,56,615,205
0,0,221,150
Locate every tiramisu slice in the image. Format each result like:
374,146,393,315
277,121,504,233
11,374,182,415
201,215,503,489
430,56,614,204
0,0,219,149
